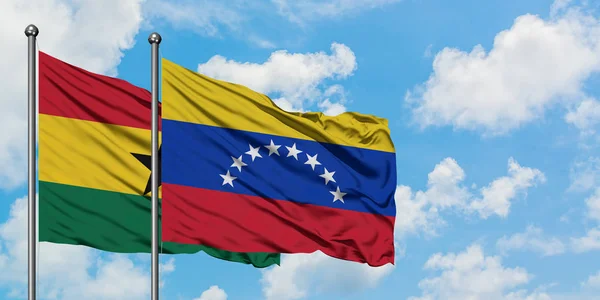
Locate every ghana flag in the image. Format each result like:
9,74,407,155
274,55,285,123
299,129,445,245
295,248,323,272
38,51,279,268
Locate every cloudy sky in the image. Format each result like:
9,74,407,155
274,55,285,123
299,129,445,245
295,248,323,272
1,0,600,299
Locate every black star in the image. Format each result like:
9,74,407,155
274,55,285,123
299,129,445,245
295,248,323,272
131,146,161,196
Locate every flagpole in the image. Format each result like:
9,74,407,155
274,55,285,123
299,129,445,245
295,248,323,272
148,32,162,300
25,24,39,300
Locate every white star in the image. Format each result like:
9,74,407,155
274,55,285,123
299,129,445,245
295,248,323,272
264,140,281,156
286,143,303,160
220,170,237,187
230,155,247,172
319,168,336,185
330,187,347,203
304,153,321,170
245,144,262,161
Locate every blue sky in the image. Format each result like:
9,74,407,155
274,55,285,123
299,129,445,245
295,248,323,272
1,0,600,299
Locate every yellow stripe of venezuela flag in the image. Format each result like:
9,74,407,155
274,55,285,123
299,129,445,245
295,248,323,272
38,51,279,267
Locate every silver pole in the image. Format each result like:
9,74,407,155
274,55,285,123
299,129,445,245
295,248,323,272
148,32,161,300
25,24,39,300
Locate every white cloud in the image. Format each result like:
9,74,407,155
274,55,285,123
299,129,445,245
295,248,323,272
571,228,600,253
406,4,600,135
316,85,348,116
581,270,600,289
394,158,469,237
159,257,176,288
468,158,546,219
409,244,546,300
194,285,228,300
247,35,278,49
69,255,149,300
496,225,566,257
0,0,145,189
271,0,401,25
396,157,545,237
565,98,600,136
317,99,346,116
260,251,394,300
420,157,471,209
585,188,600,222
550,0,574,17
394,185,446,238
143,0,244,37
504,290,553,300
560,210,573,223
160,257,175,273
0,196,175,299
570,185,600,253
423,44,433,58
569,157,600,192
197,42,356,113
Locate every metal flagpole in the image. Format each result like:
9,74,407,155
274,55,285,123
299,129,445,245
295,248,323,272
25,24,39,300
148,32,162,300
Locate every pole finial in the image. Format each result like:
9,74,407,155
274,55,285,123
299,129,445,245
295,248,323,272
148,32,162,44
24,24,39,37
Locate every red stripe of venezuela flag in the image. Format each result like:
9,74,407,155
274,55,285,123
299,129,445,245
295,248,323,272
161,58,397,267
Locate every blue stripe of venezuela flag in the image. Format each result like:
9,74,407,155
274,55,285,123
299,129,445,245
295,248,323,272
160,58,397,267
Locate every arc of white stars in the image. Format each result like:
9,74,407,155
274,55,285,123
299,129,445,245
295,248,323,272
304,153,321,170
222,139,347,204
319,168,336,185
245,144,262,161
220,170,237,187
330,187,347,203
285,143,303,160
264,140,281,156
231,155,247,172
